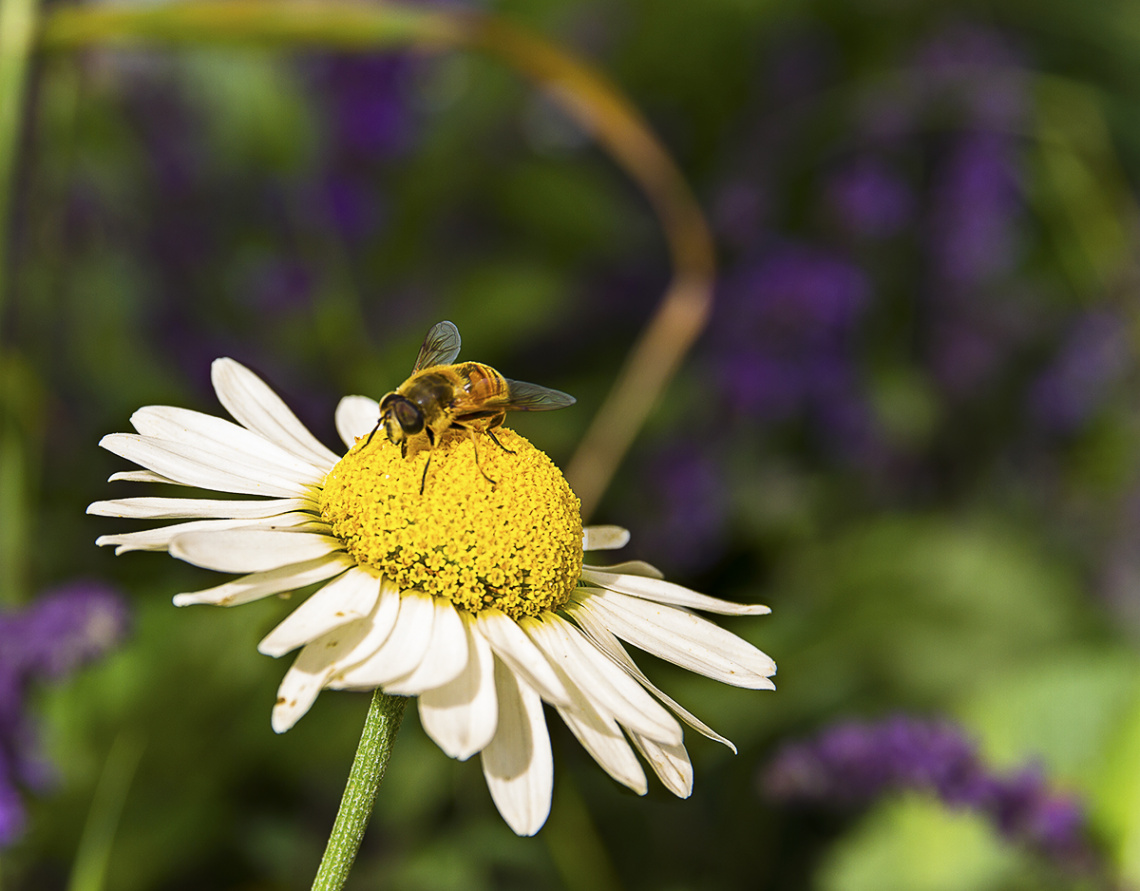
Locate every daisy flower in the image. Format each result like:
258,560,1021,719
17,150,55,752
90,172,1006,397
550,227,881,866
88,358,776,835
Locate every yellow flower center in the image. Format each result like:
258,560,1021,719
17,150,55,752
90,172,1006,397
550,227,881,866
320,427,583,619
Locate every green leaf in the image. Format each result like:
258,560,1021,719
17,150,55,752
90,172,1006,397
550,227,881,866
817,797,1023,891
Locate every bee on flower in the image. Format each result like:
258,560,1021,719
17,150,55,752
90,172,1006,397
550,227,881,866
88,325,775,836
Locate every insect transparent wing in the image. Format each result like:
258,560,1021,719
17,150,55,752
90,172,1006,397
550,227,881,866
502,379,577,412
413,321,462,372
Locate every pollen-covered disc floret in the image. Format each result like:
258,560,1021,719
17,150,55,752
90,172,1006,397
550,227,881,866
320,428,582,620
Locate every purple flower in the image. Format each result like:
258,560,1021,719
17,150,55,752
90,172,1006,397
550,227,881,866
1030,310,1130,434
319,174,386,242
924,315,1011,398
246,257,315,313
928,133,1021,288
713,183,768,250
712,243,878,461
716,245,870,399
762,716,1097,870
0,782,23,846
912,22,1027,127
312,55,417,160
0,582,130,847
825,159,914,239
635,446,729,574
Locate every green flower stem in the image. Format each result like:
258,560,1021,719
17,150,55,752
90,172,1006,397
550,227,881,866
311,691,407,891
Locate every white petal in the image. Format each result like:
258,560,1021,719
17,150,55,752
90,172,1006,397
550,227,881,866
561,607,737,752
258,566,383,657
270,580,402,732
174,553,356,607
329,590,436,689
271,615,378,733
419,613,498,760
523,614,681,745
473,609,569,707
522,619,649,794
481,662,552,836
555,703,647,795
96,512,323,554
130,405,328,482
212,358,341,469
99,433,309,498
320,579,402,667
572,590,776,689
580,570,771,616
629,732,692,798
108,469,179,485
384,599,469,695
582,526,630,551
170,528,343,573
582,560,663,579
335,395,380,450
88,496,315,520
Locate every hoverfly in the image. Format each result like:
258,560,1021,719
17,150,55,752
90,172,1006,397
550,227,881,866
365,321,575,492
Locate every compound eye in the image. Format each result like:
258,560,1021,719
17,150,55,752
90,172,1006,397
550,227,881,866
394,400,424,434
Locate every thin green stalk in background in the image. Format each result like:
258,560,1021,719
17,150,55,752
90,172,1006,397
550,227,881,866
543,779,625,891
68,735,146,891
311,691,407,891
0,0,40,313
0,0,42,606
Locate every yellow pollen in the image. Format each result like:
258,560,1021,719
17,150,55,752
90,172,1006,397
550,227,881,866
320,428,583,619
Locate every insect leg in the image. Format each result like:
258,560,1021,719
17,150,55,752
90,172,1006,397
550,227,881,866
485,412,517,453
459,425,497,487
363,418,382,448
486,429,515,454
418,428,438,494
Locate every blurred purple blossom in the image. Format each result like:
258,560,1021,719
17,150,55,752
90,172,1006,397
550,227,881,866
763,715,1096,869
319,174,386,242
914,22,1019,79
635,446,730,575
308,54,418,242
925,316,1007,398
0,582,130,847
1030,310,1131,433
312,55,417,161
712,244,877,457
0,782,23,844
713,183,768,251
928,133,1021,288
825,158,914,239
912,22,1027,127
246,257,315,313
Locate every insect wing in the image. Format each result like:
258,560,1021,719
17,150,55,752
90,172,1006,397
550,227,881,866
413,321,462,372
502,379,577,412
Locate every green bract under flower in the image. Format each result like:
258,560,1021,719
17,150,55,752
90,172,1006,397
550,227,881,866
321,428,583,619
